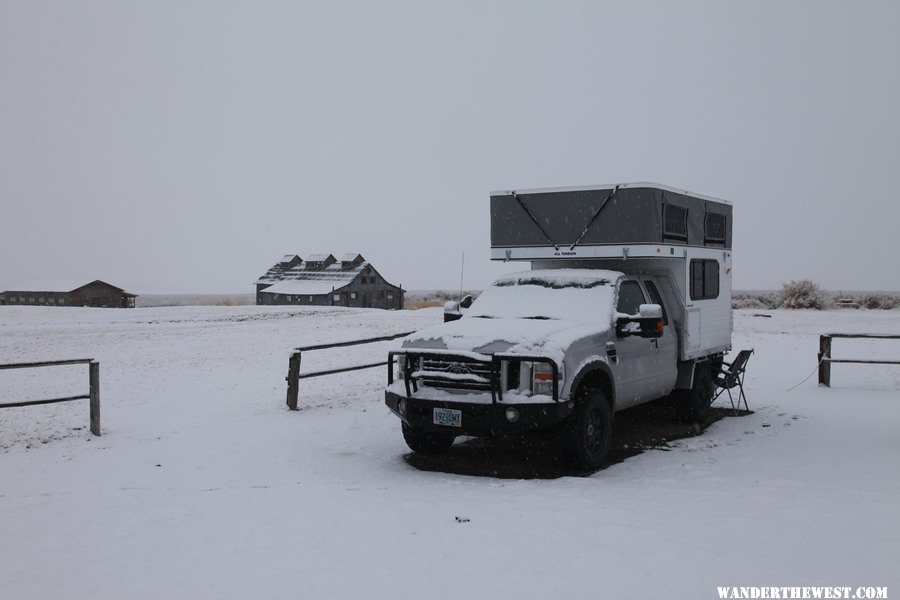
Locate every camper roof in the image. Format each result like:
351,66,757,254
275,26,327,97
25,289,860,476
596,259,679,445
490,181,731,206
489,182,732,258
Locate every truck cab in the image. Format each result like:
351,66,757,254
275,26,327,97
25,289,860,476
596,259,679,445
386,183,732,469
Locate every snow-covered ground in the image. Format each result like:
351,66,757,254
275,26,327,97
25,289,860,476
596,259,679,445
1,306,898,599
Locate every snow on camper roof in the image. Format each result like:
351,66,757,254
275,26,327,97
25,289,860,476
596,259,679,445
490,181,730,205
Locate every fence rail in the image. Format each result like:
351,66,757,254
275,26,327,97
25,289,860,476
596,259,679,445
0,358,100,435
286,332,414,410
818,333,900,387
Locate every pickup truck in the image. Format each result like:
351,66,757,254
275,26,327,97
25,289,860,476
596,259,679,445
385,269,718,469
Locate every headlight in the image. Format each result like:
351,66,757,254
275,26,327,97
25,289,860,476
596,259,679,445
532,362,554,396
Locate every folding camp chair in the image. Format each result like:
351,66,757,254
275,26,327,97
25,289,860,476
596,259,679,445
713,349,754,415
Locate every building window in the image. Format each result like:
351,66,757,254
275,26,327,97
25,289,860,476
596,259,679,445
387,292,394,299
333,294,340,301
704,212,726,245
29,297,35,303
690,259,719,300
308,296,313,301
350,292,357,299
663,203,688,242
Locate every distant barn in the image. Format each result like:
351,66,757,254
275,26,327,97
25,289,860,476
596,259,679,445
0,280,137,308
255,253,404,309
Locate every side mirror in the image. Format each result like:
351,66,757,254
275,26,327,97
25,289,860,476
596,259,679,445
443,300,463,322
616,303,664,338
638,304,662,319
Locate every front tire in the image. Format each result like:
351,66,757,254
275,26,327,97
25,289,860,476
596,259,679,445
559,390,613,470
676,364,714,425
401,422,455,455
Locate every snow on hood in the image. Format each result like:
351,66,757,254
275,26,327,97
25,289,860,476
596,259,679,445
403,269,622,364
403,317,609,364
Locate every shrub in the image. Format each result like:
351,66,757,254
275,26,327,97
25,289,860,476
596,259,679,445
778,279,831,310
732,295,765,310
732,291,781,310
859,293,896,310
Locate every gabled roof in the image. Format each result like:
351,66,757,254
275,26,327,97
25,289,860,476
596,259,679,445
280,254,300,264
305,253,335,263
340,253,363,262
257,253,372,294
6,279,105,293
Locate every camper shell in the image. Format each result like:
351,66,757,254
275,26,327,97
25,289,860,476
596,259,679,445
490,182,733,361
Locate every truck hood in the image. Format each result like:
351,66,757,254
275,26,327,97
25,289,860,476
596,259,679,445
402,316,610,364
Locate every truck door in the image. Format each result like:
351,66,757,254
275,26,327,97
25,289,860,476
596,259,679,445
613,279,657,408
642,278,679,398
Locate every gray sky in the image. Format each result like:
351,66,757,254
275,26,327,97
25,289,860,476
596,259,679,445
2,1,898,293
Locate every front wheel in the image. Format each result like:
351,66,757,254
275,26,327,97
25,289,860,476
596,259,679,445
401,422,455,455
676,364,715,426
559,390,613,471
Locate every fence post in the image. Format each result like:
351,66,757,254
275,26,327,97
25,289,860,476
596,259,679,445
286,351,301,411
818,335,832,387
89,360,101,435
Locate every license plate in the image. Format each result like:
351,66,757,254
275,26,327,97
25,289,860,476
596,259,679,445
433,407,462,428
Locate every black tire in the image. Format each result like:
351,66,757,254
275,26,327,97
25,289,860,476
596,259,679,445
401,422,455,455
676,364,715,425
559,390,613,470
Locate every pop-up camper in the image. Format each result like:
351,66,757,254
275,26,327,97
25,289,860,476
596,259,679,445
386,183,733,469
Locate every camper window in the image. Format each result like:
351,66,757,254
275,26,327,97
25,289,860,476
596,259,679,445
690,259,719,300
663,204,688,242
705,212,726,244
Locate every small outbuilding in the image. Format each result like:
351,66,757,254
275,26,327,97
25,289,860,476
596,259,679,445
0,280,137,308
256,253,404,309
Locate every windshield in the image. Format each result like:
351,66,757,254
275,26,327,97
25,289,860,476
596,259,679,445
464,270,620,323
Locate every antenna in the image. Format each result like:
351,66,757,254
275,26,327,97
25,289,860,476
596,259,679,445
459,251,465,300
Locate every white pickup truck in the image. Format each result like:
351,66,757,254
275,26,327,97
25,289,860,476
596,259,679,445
386,183,733,469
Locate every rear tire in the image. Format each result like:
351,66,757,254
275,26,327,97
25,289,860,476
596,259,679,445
402,422,455,455
676,364,714,426
559,389,613,470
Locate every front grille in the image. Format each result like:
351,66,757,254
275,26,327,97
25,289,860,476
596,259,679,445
415,356,495,391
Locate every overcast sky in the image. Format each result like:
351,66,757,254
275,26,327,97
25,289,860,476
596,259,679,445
1,1,898,293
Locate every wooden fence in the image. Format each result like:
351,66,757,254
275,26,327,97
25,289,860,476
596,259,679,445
0,359,100,435
286,332,414,410
818,333,900,387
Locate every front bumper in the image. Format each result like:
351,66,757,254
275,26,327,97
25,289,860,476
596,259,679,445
385,390,573,437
